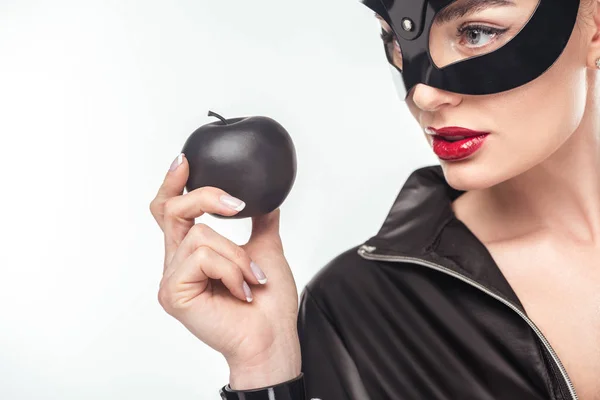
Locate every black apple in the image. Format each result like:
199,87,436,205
181,110,297,219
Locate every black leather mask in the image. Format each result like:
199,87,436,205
360,0,580,99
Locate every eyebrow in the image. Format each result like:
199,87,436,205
434,0,516,24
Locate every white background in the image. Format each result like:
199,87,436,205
0,0,436,398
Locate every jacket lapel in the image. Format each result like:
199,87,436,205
361,165,526,313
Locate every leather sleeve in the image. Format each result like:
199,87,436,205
297,286,371,400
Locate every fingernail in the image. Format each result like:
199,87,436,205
220,194,246,211
169,153,183,171
242,281,253,302
250,261,267,284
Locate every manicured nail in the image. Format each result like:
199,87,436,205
220,194,246,211
169,153,183,171
242,281,253,302
250,261,267,284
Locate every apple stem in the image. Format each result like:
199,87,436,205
208,110,228,125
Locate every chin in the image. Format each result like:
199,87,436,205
439,158,505,191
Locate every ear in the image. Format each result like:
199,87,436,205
586,0,600,69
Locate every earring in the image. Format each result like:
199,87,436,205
596,58,600,69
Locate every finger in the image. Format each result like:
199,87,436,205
163,187,246,268
166,245,253,304
249,208,282,249
149,153,189,231
165,222,266,286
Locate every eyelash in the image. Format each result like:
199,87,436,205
456,24,509,46
380,24,509,48
380,28,395,44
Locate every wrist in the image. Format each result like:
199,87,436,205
227,336,302,390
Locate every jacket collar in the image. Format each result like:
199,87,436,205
361,165,525,312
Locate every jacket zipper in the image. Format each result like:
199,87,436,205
357,244,578,400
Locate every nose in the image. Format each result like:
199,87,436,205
410,83,462,112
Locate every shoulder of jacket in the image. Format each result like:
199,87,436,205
303,244,371,295
300,243,417,310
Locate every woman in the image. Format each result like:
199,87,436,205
149,0,600,398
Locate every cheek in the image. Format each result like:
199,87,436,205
496,38,587,157
442,49,587,190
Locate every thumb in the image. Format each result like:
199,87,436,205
157,153,189,200
249,207,282,247
151,153,190,232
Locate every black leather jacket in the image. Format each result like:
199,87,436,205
220,165,578,400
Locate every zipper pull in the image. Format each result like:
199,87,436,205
358,244,377,254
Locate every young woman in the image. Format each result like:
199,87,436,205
149,0,600,398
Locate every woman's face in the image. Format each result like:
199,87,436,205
377,0,594,190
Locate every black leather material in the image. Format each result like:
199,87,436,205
360,0,580,97
219,373,306,400
221,165,574,399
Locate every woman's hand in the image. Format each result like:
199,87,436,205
149,154,301,389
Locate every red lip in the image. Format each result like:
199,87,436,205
426,126,490,161
427,126,489,137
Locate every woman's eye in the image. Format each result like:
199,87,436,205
456,24,508,49
380,28,395,44
380,29,402,54
380,28,403,70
